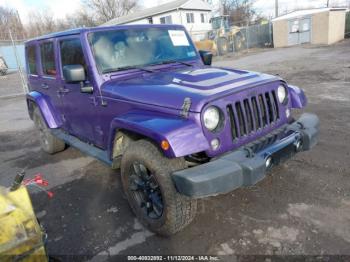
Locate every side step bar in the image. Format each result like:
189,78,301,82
51,129,112,166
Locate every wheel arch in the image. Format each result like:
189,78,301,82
107,111,210,163
26,91,62,128
288,85,307,109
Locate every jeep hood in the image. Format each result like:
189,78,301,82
101,66,280,113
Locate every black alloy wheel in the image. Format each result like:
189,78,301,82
129,162,163,219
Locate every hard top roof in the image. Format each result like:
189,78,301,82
25,24,185,44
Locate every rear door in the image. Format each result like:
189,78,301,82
25,44,41,93
57,36,98,144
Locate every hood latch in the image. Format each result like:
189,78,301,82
180,97,191,118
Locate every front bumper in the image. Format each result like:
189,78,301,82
172,113,319,198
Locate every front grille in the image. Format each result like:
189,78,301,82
226,90,280,140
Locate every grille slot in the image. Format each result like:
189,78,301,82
265,92,274,123
244,99,254,133
227,90,280,141
251,97,261,129
227,105,238,139
271,90,280,120
235,102,246,136
258,94,268,126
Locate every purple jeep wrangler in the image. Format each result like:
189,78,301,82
25,25,319,236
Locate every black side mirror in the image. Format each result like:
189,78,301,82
63,64,86,83
199,50,213,66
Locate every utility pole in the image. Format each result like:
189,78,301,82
9,29,27,94
219,1,224,16
275,0,279,18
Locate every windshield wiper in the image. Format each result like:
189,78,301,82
102,60,193,74
102,65,154,74
154,60,193,67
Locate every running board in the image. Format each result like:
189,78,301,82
51,129,112,166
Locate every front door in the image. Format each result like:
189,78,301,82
57,36,99,144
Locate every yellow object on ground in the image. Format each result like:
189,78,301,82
0,185,47,261
194,39,217,55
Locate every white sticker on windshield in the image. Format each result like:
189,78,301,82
168,30,190,46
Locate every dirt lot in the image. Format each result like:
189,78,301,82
0,40,349,260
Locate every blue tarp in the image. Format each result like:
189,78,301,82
0,43,26,71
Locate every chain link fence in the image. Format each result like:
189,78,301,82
238,22,273,50
0,30,27,98
196,21,274,56
0,40,26,71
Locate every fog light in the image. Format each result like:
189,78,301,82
211,138,220,150
266,156,273,169
286,109,291,118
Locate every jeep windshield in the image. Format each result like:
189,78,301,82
88,27,198,74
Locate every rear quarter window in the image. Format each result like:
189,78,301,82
26,45,38,75
40,42,56,76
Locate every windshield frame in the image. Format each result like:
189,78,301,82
87,25,200,75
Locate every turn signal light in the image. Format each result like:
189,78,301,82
161,140,170,151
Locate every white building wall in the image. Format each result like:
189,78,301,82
152,10,183,24
123,9,212,41
126,18,150,25
179,10,211,40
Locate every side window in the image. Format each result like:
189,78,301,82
160,15,172,24
27,45,38,75
60,38,87,76
186,13,194,23
201,13,206,23
40,42,56,76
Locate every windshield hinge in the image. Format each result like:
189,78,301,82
180,97,191,118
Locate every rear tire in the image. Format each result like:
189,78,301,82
33,107,66,154
121,140,197,236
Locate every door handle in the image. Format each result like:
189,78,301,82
41,83,49,89
60,88,70,93
57,88,70,95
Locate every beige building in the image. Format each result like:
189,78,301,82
272,8,347,48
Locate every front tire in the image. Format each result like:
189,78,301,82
121,140,197,236
33,107,66,154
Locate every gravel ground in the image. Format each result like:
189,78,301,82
0,70,26,97
0,39,349,260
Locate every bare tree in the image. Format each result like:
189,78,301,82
1,0,138,39
221,0,262,26
25,9,57,38
65,9,98,28
84,0,138,23
0,6,25,40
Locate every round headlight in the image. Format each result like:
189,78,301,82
277,85,288,104
203,106,220,131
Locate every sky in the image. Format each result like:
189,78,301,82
0,0,349,24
